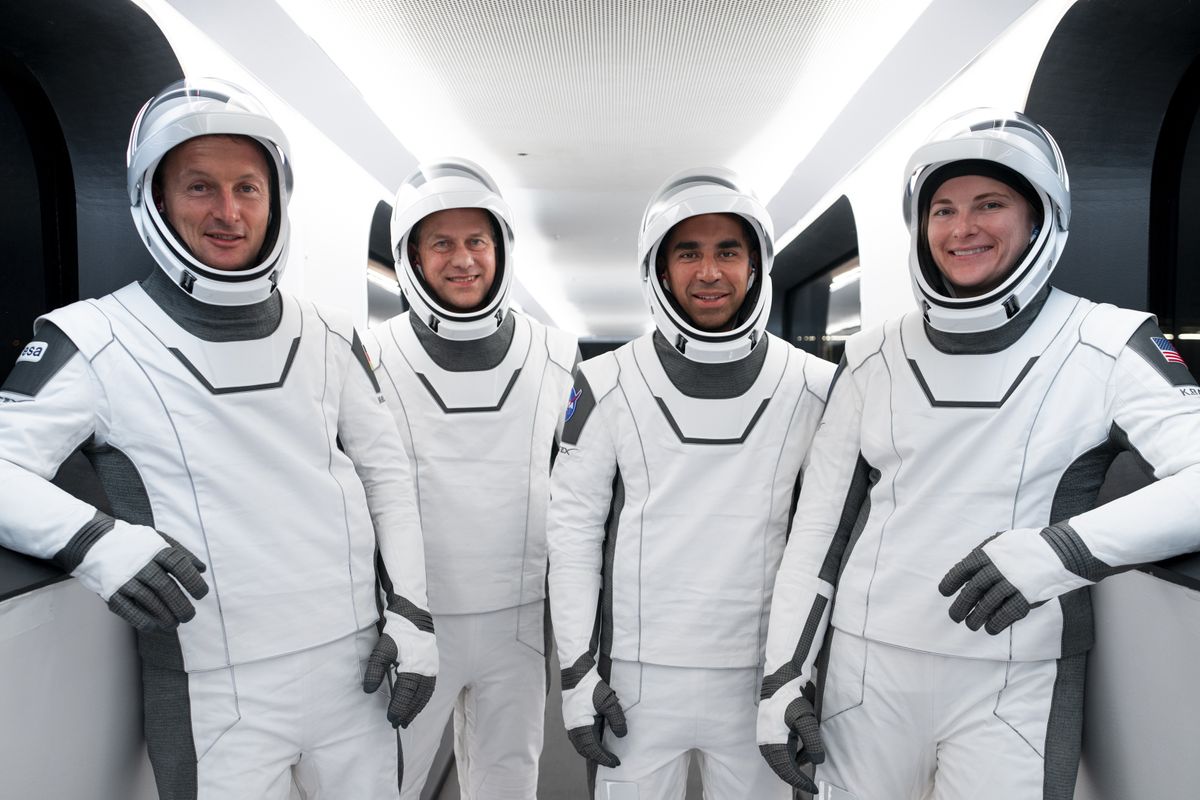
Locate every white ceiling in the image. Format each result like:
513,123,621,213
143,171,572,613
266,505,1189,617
167,0,1041,337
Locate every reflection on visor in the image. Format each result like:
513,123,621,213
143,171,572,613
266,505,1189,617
642,170,751,231
406,163,495,192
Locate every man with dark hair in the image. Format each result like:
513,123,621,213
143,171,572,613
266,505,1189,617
548,167,835,798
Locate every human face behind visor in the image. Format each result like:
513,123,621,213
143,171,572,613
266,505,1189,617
926,174,1036,298
660,213,753,332
411,207,498,312
157,135,271,272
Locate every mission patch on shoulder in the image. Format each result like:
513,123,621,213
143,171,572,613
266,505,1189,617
1,323,80,398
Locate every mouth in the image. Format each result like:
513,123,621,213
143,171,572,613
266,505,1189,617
948,245,992,257
691,292,729,305
446,275,480,286
205,232,245,247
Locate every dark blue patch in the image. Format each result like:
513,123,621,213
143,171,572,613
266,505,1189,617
565,386,583,422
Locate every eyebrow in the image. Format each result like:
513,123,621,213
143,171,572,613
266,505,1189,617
672,239,745,250
931,191,1013,205
424,228,491,240
178,168,267,183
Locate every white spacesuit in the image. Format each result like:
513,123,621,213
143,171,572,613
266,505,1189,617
758,110,1200,800
364,159,577,799
0,78,435,799
548,169,835,799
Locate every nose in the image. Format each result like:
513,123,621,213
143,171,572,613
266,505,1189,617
213,187,240,222
951,212,978,237
449,243,475,268
696,253,721,280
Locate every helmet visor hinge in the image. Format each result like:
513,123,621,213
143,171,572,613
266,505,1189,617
1003,296,1020,319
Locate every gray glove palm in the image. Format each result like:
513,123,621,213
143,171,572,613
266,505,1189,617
107,540,209,631
362,632,437,729
939,545,1033,635
565,680,627,769
52,513,209,633
560,657,627,768
758,694,824,793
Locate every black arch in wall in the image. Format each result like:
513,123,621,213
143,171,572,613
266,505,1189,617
0,51,75,383
369,199,395,267
0,1,182,599
768,195,858,338
1148,54,1200,348
2,0,183,303
1025,0,1200,310
1024,0,1200,663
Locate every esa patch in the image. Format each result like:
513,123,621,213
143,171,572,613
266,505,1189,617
17,341,48,364
565,386,583,422
2,324,80,398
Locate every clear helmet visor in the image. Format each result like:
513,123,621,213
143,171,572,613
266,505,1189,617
637,167,775,362
901,108,1071,333
125,77,294,306
390,157,516,340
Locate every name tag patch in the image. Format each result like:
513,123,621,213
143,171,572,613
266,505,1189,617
17,342,48,364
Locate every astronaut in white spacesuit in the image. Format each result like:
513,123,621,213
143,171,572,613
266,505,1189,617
0,78,436,799
758,109,1200,800
363,158,577,799
547,168,836,799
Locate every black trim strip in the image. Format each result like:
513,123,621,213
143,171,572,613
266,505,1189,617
652,396,770,445
761,595,828,699
1041,652,1086,800
1125,319,1196,388
415,368,521,413
2,322,80,398
561,652,595,691
388,595,435,634
168,336,300,394
907,356,1038,408
351,330,381,394
52,511,116,573
818,455,875,584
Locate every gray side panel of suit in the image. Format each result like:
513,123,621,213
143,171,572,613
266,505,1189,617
85,441,197,799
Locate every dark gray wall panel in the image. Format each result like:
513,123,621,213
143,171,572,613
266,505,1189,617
1,0,182,301
1025,0,1200,310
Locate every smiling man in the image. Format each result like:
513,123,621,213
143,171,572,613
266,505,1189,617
758,109,1200,800
154,134,272,272
659,212,754,330
546,168,835,798
363,158,578,800
0,78,436,799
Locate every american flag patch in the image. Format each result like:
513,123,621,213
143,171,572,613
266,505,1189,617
1152,337,1187,366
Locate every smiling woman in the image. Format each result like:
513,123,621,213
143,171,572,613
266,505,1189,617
925,173,1036,297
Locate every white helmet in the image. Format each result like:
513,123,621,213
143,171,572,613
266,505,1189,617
392,158,514,341
903,108,1070,333
127,77,293,306
638,167,774,363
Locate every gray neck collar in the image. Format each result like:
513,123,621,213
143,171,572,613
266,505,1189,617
924,284,1053,355
652,331,769,399
410,310,515,372
140,269,283,342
